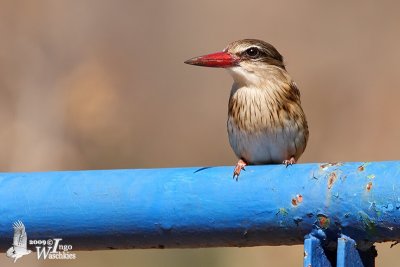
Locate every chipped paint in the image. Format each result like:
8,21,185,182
367,174,375,179
366,182,373,191
276,208,288,216
243,229,248,237
328,172,337,189
316,214,330,229
359,211,376,236
291,194,303,206
320,162,343,170
293,216,303,226
375,203,394,213
358,162,371,172
320,163,330,170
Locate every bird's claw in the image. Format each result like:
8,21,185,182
233,160,247,181
283,157,296,168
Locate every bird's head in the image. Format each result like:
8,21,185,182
185,39,285,87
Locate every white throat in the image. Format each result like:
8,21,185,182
226,66,262,87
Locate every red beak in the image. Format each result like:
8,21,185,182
184,51,239,68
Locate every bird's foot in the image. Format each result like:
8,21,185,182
283,157,296,167
233,159,247,181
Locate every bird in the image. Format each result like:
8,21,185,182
185,39,309,180
6,220,32,262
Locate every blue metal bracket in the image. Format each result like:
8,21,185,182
304,235,332,267
337,235,364,267
304,234,376,267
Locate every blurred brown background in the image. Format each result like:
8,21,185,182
0,0,400,266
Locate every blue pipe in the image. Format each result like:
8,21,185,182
0,161,399,250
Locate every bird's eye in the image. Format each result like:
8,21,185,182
245,47,260,58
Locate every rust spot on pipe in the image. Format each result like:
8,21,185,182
320,163,330,169
291,194,303,206
296,194,303,203
328,172,337,189
366,182,373,191
320,162,343,170
358,163,370,172
317,214,330,229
